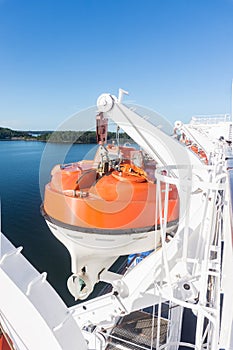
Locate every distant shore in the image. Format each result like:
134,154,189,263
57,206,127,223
0,127,131,144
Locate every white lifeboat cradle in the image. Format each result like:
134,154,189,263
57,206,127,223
0,88,233,349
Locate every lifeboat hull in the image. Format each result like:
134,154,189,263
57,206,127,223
43,169,179,231
43,213,178,300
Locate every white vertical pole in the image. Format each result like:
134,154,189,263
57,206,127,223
231,79,233,151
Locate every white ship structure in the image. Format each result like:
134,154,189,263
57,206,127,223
0,88,233,349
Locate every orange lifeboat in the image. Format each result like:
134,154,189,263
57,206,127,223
190,144,198,154
42,112,180,300
188,143,208,164
198,149,208,164
43,148,179,233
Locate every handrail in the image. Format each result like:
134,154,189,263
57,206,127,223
191,114,231,125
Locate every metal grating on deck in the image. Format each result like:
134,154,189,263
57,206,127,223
105,310,168,350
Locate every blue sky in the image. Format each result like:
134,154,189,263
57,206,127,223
0,0,233,130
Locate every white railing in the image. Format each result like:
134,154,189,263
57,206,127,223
153,159,226,350
191,114,231,125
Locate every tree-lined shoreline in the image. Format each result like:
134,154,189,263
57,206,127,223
0,127,131,144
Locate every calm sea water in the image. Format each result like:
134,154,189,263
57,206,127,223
0,140,98,306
